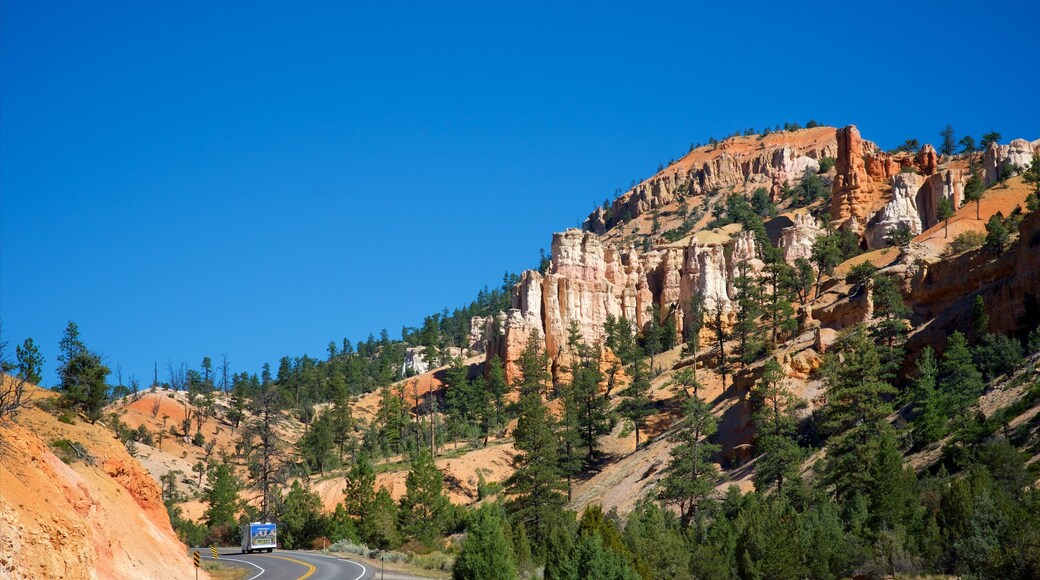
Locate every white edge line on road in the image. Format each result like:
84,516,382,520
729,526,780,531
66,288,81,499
313,552,367,580
213,556,265,580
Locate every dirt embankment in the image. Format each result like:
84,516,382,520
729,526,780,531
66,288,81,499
0,382,206,580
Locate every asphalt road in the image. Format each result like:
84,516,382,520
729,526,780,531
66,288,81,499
200,548,371,580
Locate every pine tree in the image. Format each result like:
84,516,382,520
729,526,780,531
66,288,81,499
658,394,720,528
940,125,956,157
300,411,335,474
15,337,43,385
865,430,918,535
202,461,241,538
275,481,327,550
732,259,764,366
819,325,897,503
938,331,984,422
761,261,798,350
243,386,285,520
342,456,376,543
562,324,611,466
870,273,911,376
505,334,566,546
964,172,985,220
751,359,806,494
937,196,954,238
398,449,450,545
453,504,518,580
483,356,508,444
618,352,653,451
368,487,402,550
811,230,844,300
911,347,946,444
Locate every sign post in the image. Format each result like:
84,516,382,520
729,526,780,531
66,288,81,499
193,550,200,580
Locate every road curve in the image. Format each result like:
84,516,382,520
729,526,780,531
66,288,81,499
202,549,371,580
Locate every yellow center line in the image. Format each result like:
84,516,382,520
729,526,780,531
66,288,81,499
255,553,317,579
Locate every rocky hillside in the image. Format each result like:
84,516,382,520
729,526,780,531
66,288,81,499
485,125,1040,381
0,383,205,580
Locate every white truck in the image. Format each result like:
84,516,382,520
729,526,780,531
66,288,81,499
240,522,277,553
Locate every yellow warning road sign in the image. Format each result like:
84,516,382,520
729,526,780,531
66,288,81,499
193,551,200,568
211,546,219,559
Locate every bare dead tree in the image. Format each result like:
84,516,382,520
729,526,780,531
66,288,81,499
219,353,231,392
0,329,33,430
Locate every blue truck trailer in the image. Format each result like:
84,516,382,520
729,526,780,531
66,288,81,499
240,522,277,553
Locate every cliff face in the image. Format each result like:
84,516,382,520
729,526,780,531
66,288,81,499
0,386,206,580
490,126,1038,381
486,226,757,378
586,127,838,234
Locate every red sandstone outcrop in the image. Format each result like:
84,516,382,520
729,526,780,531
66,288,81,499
830,125,886,229
586,127,837,234
0,386,207,580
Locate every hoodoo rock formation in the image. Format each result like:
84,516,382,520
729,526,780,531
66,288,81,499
983,138,1039,186
492,125,1037,381
779,212,821,265
866,172,925,249
830,125,886,229
486,226,758,378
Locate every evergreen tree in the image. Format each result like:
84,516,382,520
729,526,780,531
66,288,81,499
483,356,509,444
202,461,241,540
398,449,450,545
368,487,402,550
751,359,805,494
658,394,720,528
811,229,844,300
732,259,764,366
911,347,946,444
937,195,954,238
761,261,797,350
505,334,566,547
984,212,1009,254
243,386,285,520
299,411,335,474
562,324,611,465
58,351,110,423
667,367,700,399
963,172,985,220
938,331,984,423
939,125,956,156
683,294,704,360
709,298,729,389
870,273,911,376
342,455,376,542
15,337,43,385
453,504,518,580
275,481,327,549
865,430,918,536
788,257,816,307
818,325,897,503
618,353,653,451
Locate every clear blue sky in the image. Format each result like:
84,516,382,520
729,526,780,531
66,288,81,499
3,1,1038,386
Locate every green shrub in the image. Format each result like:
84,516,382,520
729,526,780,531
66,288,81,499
411,551,454,571
845,262,877,287
817,157,835,173
949,230,985,254
51,439,88,463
